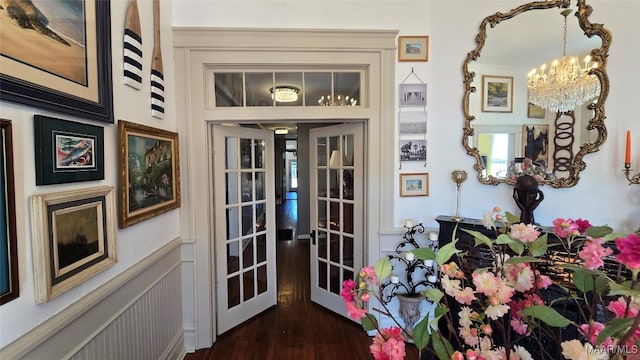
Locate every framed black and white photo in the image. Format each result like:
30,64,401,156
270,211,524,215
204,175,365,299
399,111,427,134
399,83,427,107
34,115,104,185
399,140,427,162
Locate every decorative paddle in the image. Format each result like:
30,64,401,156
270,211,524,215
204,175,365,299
150,0,165,119
123,0,142,89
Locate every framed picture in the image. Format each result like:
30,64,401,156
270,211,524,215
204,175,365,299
1,120,19,305
482,75,513,113
0,0,113,123
398,36,429,62
522,125,549,165
399,140,427,162
527,103,545,118
399,83,427,107
399,111,427,134
118,120,181,228
30,186,117,303
34,115,104,185
400,173,429,197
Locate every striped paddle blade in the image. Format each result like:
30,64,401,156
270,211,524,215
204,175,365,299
123,0,142,89
151,0,164,119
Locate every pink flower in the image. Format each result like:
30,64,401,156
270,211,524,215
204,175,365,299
345,300,367,320
340,279,356,302
615,233,640,269
510,317,528,335
509,223,540,243
370,327,405,360
485,303,510,320
575,218,592,234
451,351,465,360
504,263,535,292
360,266,379,284
579,322,612,347
578,237,613,270
454,286,477,305
553,218,580,239
473,272,500,297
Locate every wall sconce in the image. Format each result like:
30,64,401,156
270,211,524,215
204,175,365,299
270,86,299,103
623,131,640,185
274,128,289,135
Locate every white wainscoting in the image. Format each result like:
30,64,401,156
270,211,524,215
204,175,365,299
1,238,185,360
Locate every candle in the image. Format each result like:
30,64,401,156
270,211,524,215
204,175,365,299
625,130,631,164
404,219,413,228
405,252,415,261
390,274,400,284
428,232,438,241
428,275,438,283
424,259,434,267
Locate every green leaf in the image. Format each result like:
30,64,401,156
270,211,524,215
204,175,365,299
508,240,525,255
431,333,454,360
519,305,571,327
361,313,378,331
412,316,431,350
585,225,613,239
608,281,640,298
504,256,544,265
374,257,392,280
530,233,549,257
594,274,610,294
495,233,514,245
422,288,444,303
602,232,628,243
462,229,493,248
429,305,449,329
436,239,460,266
597,318,636,344
414,247,436,261
573,267,594,293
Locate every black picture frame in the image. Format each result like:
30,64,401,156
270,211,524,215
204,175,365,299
34,115,104,185
0,0,113,123
0,119,19,305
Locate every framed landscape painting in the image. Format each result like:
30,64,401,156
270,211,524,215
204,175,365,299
0,0,113,123
1,120,18,305
34,115,104,185
118,120,180,228
30,186,117,303
482,75,513,113
400,173,429,197
398,36,429,62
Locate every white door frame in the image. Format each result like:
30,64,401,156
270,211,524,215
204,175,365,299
173,28,397,350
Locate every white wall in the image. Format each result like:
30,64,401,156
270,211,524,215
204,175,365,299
173,0,639,233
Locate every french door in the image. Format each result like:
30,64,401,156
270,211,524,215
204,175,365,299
212,125,277,334
309,123,364,318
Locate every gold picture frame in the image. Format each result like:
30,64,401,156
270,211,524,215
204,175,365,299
527,103,545,119
118,120,181,228
31,186,117,303
400,173,429,197
481,75,513,113
398,36,429,62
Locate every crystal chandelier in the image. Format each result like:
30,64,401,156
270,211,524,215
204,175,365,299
317,94,357,106
527,9,600,113
270,86,299,103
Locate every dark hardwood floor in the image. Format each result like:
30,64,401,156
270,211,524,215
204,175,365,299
184,192,419,359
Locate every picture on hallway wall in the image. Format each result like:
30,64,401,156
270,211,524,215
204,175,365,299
481,75,513,113
118,120,180,228
30,186,117,303
399,140,426,162
400,173,429,197
399,83,427,107
1,120,19,305
522,124,549,166
0,0,114,123
398,36,429,62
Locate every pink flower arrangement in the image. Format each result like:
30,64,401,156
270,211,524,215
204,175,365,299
342,209,640,360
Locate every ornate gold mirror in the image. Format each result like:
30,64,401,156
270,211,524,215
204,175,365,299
462,0,611,188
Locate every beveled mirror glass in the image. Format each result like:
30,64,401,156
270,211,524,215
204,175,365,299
462,0,611,188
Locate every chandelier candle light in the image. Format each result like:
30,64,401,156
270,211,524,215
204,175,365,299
270,86,300,103
527,9,600,113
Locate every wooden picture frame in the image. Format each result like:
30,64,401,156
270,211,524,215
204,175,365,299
482,75,513,113
527,103,545,119
400,173,429,197
30,186,117,303
399,140,427,162
1,120,19,305
0,0,113,123
398,36,429,62
34,115,104,185
399,83,427,107
118,120,180,228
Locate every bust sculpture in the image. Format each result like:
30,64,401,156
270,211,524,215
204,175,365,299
512,175,544,225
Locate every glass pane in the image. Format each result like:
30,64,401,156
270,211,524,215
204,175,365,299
226,172,238,204
225,137,238,169
245,72,273,106
242,205,253,235
344,203,353,234
257,234,266,263
329,169,339,199
227,241,240,274
343,269,354,283
329,136,339,162
215,73,243,107
228,275,240,308
257,265,267,295
317,200,327,229
255,203,266,232
305,72,331,106
317,260,327,289
317,230,327,260
254,140,265,169
274,72,303,107
330,265,340,294
240,138,252,169
255,172,265,200
317,169,327,197
241,172,253,202
343,236,354,268
329,201,340,231
317,137,327,166
226,207,239,239
342,134,354,166
343,170,354,200
329,233,340,263
334,72,360,106
242,238,254,268
243,270,255,301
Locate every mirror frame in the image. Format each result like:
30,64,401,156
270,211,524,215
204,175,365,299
462,0,611,188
